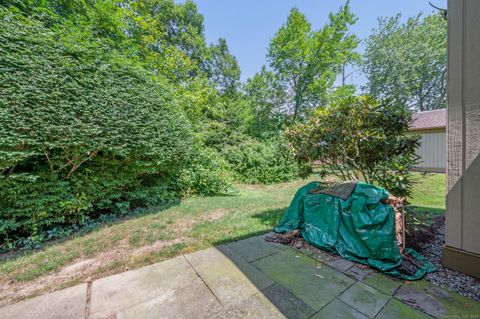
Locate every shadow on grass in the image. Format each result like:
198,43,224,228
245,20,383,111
406,205,445,216
211,207,287,247
251,207,286,228
0,200,181,262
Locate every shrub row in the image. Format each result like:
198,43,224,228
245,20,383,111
0,10,299,251
0,10,195,249
0,2,427,253
224,138,299,184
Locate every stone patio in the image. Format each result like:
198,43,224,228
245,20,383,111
1,233,479,318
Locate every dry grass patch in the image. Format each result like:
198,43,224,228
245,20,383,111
0,192,279,307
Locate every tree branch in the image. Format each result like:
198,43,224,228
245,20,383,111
63,150,99,179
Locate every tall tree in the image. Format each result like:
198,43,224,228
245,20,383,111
363,13,447,111
267,3,359,122
143,0,208,69
207,38,241,96
245,66,288,138
128,0,210,79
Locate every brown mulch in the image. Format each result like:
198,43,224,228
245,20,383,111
265,230,307,250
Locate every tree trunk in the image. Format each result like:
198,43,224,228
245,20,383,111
292,96,301,123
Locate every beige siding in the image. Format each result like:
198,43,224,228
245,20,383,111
446,0,480,255
414,132,446,171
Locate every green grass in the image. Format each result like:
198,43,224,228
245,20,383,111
407,173,446,215
0,173,445,305
0,179,312,305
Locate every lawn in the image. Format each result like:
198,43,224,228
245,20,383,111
408,172,446,215
0,173,445,306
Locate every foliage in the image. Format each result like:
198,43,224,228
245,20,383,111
207,38,241,96
200,97,254,149
286,96,420,197
244,66,288,139
0,0,369,252
176,145,235,196
267,3,359,122
0,8,193,249
127,0,209,81
127,0,205,62
224,138,299,184
0,0,305,252
363,13,447,111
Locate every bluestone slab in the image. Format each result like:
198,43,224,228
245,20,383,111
311,298,369,319
338,282,390,318
344,265,373,281
376,299,432,319
361,271,401,295
395,280,480,318
226,233,285,262
261,283,316,319
300,246,355,272
217,244,274,290
253,248,354,310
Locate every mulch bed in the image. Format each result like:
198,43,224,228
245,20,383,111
407,215,480,301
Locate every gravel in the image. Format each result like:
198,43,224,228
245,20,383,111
409,215,480,301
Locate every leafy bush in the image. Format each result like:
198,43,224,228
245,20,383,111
286,96,420,197
224,138,299,184
176,145,235,196
0,10,193,250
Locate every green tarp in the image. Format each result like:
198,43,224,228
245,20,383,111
274,181,435,280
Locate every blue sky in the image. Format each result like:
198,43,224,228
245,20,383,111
178,0,447,87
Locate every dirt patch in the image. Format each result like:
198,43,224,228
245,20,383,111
174,208,230,233
60,258,97,275
205,208,228,221
131,238,186,256
405,215,443,251
0,207,233,307
238,184,266,190
0,238,186,307
266,230,307,249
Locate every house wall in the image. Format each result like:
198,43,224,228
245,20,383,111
444,0,480,278
412,130,446,172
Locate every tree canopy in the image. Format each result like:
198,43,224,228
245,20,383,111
286,96,420,197
207,38,241,96
266,3,359,122
363,13,447,111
